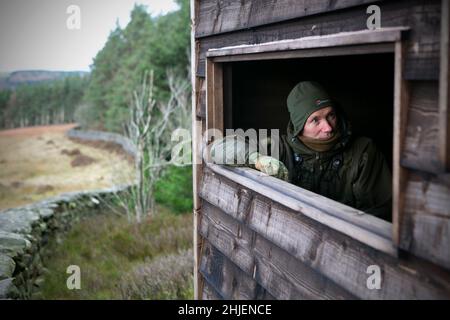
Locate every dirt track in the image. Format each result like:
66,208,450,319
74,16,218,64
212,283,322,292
0,124,134,210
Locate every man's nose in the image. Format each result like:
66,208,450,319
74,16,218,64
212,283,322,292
321,120,332,132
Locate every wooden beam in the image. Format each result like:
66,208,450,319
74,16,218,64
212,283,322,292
212,43,395,63
206,58,224,134
190,0,203,301
229,166,392,240
439,0,450,171
201,53,224,300
206,27,409,58
392,40,410,246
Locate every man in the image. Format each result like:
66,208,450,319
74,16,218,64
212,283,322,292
210,81,392,220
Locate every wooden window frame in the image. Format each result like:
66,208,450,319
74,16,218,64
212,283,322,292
439,0,450,172
204,27,410,256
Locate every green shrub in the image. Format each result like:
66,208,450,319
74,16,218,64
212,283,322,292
155,165,193,214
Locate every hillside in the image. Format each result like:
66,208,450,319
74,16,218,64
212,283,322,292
0,70,89,90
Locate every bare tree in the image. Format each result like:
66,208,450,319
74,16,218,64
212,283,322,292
165,68,191,132
111,70,190,223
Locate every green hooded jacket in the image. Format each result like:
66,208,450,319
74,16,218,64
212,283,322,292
279,114,392,220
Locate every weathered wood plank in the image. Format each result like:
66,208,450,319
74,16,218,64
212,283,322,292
206,59,224,133
199,168,450,299
393,40,409,246
201,201,356,299
250,199,450,299
191,0,202,300
402,81,440,173
199,240,271,299
206,28,407,58
252,235,354,300
195,0,382,38
196,0,441,80
229,166,393,239
211,43,395,63
404,173,450,219
410,214,450,270
196,79,206,119
400,172,450,269
439,0,450,171
202,279,224,300
200,200,256,275
200,164,395,255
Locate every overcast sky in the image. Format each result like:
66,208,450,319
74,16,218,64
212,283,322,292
0,0,179,72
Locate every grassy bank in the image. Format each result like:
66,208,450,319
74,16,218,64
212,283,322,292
37,206,193,299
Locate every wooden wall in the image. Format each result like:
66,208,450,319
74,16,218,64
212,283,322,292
191,0,450,299
199,168,450,299
195,0,441,80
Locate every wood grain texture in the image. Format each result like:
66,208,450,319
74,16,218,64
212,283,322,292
196,0,440,80
439,0,450,171
201,164,395,255
206,59,224,133
393,40,409,246
410,214,450,270
195,0,382,38
202,279,225,300
211,43,394,63
229,166,392,239
193,0,450,301
191,0,202,300
196,79,206,119
200,240,273,299
199,168,450,299
201,201,356,299
400,172,450,269
402,81,440,173
206,28,406,58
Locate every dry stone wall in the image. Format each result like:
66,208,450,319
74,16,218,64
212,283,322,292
67,127,137,157
0,128,136,299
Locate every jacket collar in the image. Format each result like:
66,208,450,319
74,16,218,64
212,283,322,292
286,115,352,159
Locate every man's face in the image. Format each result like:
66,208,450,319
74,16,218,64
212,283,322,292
300,106,337,140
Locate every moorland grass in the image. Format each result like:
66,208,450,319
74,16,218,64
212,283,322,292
37,206,193,300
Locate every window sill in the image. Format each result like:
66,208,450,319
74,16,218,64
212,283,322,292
204,161,396,257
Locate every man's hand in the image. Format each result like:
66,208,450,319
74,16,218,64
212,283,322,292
249,152,289,181
208,135,289,182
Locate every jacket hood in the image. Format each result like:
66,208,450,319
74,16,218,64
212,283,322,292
286,112,353,157
287,81,335,137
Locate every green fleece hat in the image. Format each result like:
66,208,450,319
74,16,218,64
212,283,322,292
287,81,334,137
